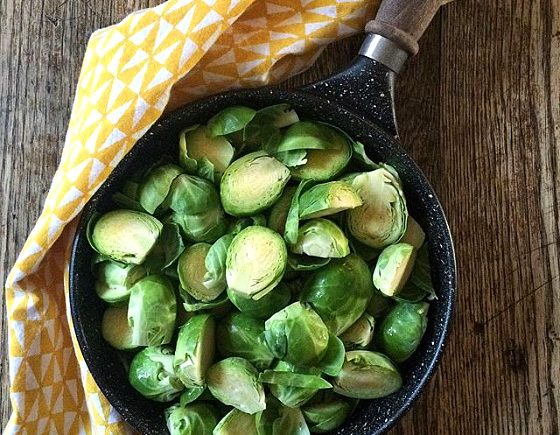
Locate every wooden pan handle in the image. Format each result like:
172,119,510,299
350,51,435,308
365,0,450,56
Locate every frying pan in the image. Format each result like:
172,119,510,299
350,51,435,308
69,0,456,433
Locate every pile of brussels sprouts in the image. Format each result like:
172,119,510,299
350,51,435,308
87,104,436,435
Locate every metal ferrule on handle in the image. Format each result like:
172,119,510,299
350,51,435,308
359,33,409,74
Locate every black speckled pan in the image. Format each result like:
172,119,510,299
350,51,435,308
70,1,455,434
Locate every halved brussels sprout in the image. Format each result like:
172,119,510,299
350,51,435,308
207,357,266,414
226,226,287,300
255,397,310,435
165,402,218,435
268,186,297,235
217,313,274,371
300,254,373,335
128,346,183,402
227,283,291,320
298,181,362,220
174,314,215,387
292,219,350,259
400,216,426,249
379,302,429,363
301,391,354,434
178,243,224,302
339,313,375,350
243,104,300,149
180,125,235,175
372,243,416,297
89,210,163,264
264,302,329,366
181,291,230,313
347,168,408,248
128,275,177,346
101,307,136,350
138,163,183,214
208,106,256,136
289,124,351,181
332,350,402,399
214,408,258,435
94,260,146,304
220,151,291,216
260,361,330,408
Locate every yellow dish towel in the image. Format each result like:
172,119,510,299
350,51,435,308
4,0,376,433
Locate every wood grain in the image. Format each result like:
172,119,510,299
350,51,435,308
1,0,559,434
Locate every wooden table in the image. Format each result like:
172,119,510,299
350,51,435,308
1,0,559,433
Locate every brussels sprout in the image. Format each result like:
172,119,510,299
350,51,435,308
372,243,416,297
89,210,163,264
268,186,296,234
180,125,235,176
166,174,222,216
255,398,310,435
220,151,291,216
275,122,334,153
138,163,183,214
264,302,329,366
283,180,315,246
179,385,206,406
301,391,353,433
379,302,429,363
400,216,426,249
178,243,225,302
300,254,373,335
348,235,380,263
287,255,331,272
113,180,144,211
226,226,287,300
339,313,375,350
228,215,267,234
292,219,350,259
243,104,300,149
143,223,185,273
203,234,234,293
207,357,266,414
290,124,351,181
165,402,218,435
332,350,402,399
406,243,437,300
214,408,258,435
174,314,215,387
94,260,146,304
101,307,136,350
316,333,345,376
298,181,362,220
260,361,329,408
347,168,408,248
169,207,228,243
366,288,394,318
128,346,183,402
208,106,256,136
128,275,177,346
227,283,291,319
217,313,274,370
